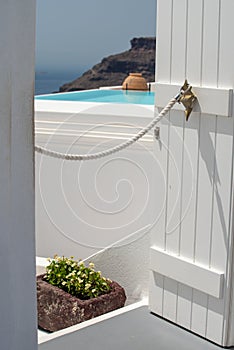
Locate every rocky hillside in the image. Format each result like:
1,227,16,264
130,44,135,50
59,37,156,92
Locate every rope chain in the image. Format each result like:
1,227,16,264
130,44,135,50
35,93,182,161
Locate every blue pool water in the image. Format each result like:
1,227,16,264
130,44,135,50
35,89,155,105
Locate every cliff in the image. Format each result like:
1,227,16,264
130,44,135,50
59,37,156,92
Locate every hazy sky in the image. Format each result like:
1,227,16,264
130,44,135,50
36,0,156,73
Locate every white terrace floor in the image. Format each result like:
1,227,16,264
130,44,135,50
38,305,231,350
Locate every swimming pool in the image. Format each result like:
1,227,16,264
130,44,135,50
35,89,155,105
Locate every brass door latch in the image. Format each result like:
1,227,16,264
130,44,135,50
178,80,197,120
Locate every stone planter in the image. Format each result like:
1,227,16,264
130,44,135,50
37,274,126,332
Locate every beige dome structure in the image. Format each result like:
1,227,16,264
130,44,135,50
122,73,148,91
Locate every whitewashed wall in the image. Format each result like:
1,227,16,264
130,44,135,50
149,0,234,346
35,103,155,301
0,1,37,349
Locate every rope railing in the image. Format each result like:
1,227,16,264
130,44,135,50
35,86,189,161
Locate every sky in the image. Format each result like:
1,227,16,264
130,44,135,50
35,0,156,74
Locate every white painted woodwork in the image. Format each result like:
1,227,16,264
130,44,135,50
0,1,37,349
150,247,224,298
155,83,233,117
150,0,234,346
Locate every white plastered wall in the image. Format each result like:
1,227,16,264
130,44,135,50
35,104,156,303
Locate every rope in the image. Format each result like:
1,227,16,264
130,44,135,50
35,89,184,161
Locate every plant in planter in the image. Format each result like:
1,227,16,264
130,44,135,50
37,255,126,332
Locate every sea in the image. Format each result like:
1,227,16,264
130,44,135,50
35,71,82,96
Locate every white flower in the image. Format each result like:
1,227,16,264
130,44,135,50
85,283,91,290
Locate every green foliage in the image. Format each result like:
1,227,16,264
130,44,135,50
45,255,111,300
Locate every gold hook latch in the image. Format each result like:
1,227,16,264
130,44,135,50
177,80,197,121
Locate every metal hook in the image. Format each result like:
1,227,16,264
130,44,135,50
178,80,197,121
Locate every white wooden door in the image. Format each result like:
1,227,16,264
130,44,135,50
149,0,234,346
